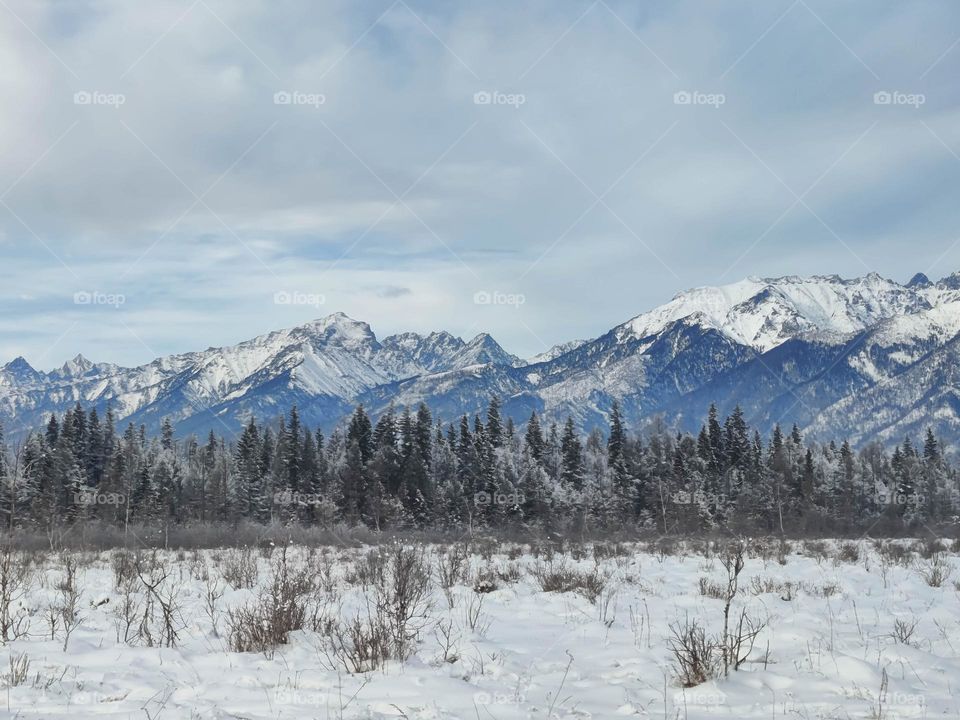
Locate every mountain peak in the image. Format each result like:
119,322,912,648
625,270,931,353
4,356,34,371
907,272,932,288
299,313,378,348
2,356,41,383
451,333,519,367
938,271,960,290
59,354,94,377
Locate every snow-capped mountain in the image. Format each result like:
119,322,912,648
3,272,960,451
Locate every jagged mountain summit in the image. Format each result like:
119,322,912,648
2,272,960,451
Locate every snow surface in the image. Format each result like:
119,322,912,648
2,541,959,719
619,273,944,352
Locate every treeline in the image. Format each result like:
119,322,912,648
0,399,957,535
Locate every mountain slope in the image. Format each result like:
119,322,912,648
2,272,960,451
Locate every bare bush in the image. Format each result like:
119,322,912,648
749,576,794,600
698,577,726,599
227,547,312,656
111,549,136,590
203,571,225,637
0,545,32,643
461,593,492,637
802,540,830,563
877,541,912,566
531,558,607,603
323,612,392,673
434,617,460,664
219,547,259,589
436,543,470,590
54,554,84,651
349,548,387,589
4,651,30,687
715,542,766,673
890,617,919,645
918,553,952,588
322,543,433,672
378,544,433,660
472,566,498,594
836,543,860,564
669,617,719,687
112,576,142,645
495,561,523,585
134,551,185,647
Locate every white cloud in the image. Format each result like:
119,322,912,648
1,0,959,366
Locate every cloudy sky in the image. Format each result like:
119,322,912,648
1,0,960,368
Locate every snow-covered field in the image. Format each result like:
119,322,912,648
2,539,959,719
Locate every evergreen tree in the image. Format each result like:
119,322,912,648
347,405,373,464
560,417,584,490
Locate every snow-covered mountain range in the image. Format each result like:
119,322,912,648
3,271,960,449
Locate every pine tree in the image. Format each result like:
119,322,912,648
525,412,544,463
347,405,373,464
486,397,503,448
560,418,584,490
235,417,265,520
339,439,367,525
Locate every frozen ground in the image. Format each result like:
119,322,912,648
1,538,959,719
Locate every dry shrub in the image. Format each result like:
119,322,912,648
349,548,387,589
917,538,943,560
324,613,392,673
749,576,794,600
495,561,523,585
801,580,839,598
472,567,498,594
669,618,719,687
836,543,860,564
592,542,630,562
890,617,919,645
436,544,470,590
227,547,313,656
531,558,606,603
877,541,913,566
4,651,30,687
802,540,830,563
134,551,185,648
506,544,524,560
323,543,433,672
918,552,952,588
698,577,726,599
0,546,32,643
111,549,137,590
220,547,259,589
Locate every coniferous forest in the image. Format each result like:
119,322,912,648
1,399,956,538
